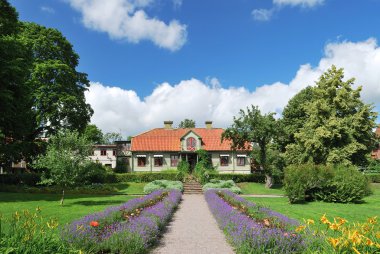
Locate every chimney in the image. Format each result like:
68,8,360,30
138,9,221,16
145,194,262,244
205,121,213,129
164,121,173,129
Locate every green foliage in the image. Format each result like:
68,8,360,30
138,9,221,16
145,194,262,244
104,172,180,183
143,180,183,194
178,119,196,128
82,124,104,144
366,174,380,183
103,132,123,144
203,179,242,194
114,157,129,173
315,165,371,203
20,22,93,136
278,86,314,151
285,66,378,166
194,149,216,184
0,172,41,186
79,162,107,185
176,160,190,181
222,105,279,187
207,172,267,183
284,164,370,203
34,130,93,188
0,209,74,253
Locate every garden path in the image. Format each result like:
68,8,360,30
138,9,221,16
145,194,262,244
151,195,235,254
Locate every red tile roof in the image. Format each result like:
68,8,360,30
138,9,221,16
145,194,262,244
131,128,244,152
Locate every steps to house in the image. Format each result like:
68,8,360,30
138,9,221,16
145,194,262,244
183,181,203,195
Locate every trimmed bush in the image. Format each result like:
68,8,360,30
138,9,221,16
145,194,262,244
366,173,380,183
105,172,179,183
207,172,285,183
284,164,371,203
0,173,41,186
203,179,242,194
143,180,183,194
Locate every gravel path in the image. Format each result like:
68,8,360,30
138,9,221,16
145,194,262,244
151,195,235,254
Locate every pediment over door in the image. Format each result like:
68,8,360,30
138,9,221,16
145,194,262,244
180,130,202,151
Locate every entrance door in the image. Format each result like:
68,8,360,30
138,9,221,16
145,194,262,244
181,153,198,172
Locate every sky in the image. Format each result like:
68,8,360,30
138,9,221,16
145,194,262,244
10,0,380,136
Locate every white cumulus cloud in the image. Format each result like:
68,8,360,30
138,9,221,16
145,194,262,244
273,0,324,8
252,8,274,21
85,38,380,136
66,0,187,51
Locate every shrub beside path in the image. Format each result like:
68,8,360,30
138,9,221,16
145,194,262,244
151,195,235,254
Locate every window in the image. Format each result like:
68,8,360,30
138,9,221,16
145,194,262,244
186,137,196,151
100,150,107,156
137,157,146,167
237,157,245,166
171,154,179,167
220,155,229,166
113,150,116,156
154,157,163,167
105,164,112,168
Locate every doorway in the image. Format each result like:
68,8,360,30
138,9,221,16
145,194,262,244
181,153,198,172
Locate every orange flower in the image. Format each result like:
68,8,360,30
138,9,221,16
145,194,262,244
367,216,377,225
321,214,330,225
329,223,340,231
90,221,99,227
307,219,314,225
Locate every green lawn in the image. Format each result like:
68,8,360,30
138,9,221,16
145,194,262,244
238,182,284,195
107,182,145,194
245,183,380,223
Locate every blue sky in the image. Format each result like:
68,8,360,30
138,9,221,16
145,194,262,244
10,0,380,135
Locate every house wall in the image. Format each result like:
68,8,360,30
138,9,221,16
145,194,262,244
90,148,117,168
210,152,250,174
132,153,176,172
131,151,250,173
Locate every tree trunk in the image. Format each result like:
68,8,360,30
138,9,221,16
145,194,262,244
60,189,65,206
265,174,273,189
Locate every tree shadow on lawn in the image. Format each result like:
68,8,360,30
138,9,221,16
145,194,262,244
0,193,131,203
66,199,127,207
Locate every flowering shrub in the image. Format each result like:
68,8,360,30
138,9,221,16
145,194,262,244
0,208,73,253
62,189,182,253
205,189,306,253
297,214,380,253
203,179,242,194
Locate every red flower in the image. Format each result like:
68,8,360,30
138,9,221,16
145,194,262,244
90,221,99,227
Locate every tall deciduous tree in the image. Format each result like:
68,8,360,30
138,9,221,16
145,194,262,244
83,124,104,144
0,0,33,169
103,132,123,144
278,86,314,152
178,119,196,128
285,66,378,166
20,22,93,137
222,106,278,188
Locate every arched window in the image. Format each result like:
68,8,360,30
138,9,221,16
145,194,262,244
186,137,196,151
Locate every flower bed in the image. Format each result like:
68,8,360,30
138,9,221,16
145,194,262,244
62,189,181,253
205,189,306,253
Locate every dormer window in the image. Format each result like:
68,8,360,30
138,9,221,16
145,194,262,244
186,137,196,151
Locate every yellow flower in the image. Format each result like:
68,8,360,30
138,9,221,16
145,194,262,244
307,219,315,225
295,225,306,232
36,206,42,212
376,231,380,239
47,219,58,229
367,216,377,225
321,214,330,225
328,237,340,248
336,217,347,226
329,223,340,231
352,246,361,254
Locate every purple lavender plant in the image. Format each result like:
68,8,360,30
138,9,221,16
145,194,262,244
205,189,306,254
62,190,182,253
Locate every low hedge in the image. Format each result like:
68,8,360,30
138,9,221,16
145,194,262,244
105,172,179,183
207,172,283,184
0,173,41,186
366,174,380,183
